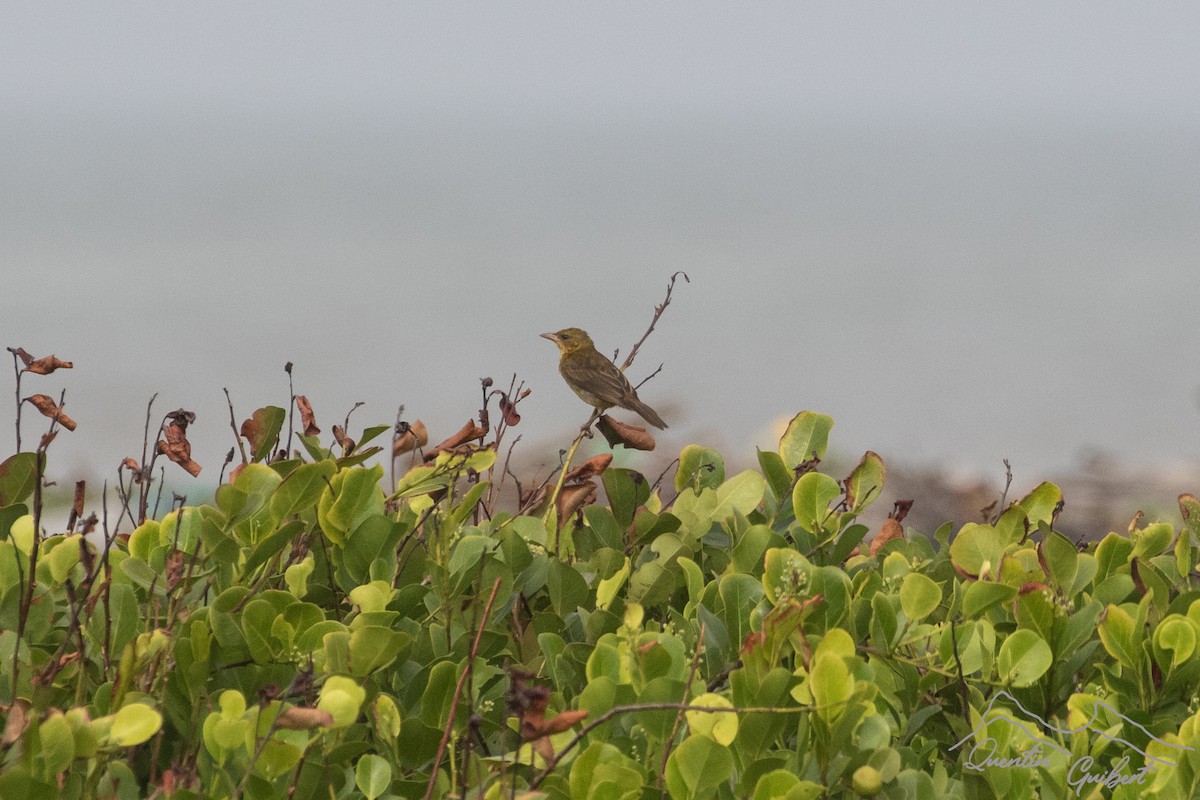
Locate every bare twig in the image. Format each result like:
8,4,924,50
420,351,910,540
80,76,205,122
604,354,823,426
619,271,688,371
223,388,248,466
284,362,296,458
991,459,1014,524
528,699,813,791
423,577,504,800
657,621,705,788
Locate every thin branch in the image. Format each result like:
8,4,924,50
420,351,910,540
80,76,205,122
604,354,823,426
223,388,248,466
657,621,705,789
619,271,688,371
528,699,814,791
424,577,504,800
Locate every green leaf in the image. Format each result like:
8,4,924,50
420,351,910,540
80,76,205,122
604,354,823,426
685,693,737,746
778,411,833,471
1132,522,1174,560
109,704,163,746
243,406,286,462
547,558,589,616
271,460,337,520
665,735,734,800
997,629,1052,687
1016,482,1062,528
756,449,793,504
899,573,941,622
1097,604,1139,669
713,471,765,524
603,468,649,528
1153,616,1196,669
318,464,386,546
844,451,885,514
1039,531,1078,592
676,445,726,492
354,754,392,800
45,535,81,584
791,472,840,533
595,556,630,611
241,599,278,664
0,453,37,506
949,523,1006,580
961,581,1018,618
37,712,75,775
349,626,409,677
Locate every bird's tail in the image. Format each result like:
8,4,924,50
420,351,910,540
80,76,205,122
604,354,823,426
628,398,668,430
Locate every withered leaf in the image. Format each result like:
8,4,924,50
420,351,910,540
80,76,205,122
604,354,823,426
1,699,31,745
498,392,521,426
555,481,597,527
275,707,335,730
332,425,355,451
165,409,196,428
296,395,320,437
26,394,77,431
423,420,487,461
596,415,655,451
23,354,73,375
868,517,904,557
563,453,612,483
393,419,429,457
7,347,34,367
159,418,202,477
517,679,588,760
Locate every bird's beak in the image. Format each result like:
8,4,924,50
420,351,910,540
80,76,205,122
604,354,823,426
540,332,559,343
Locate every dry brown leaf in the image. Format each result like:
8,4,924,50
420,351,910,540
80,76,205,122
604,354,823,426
23,354,73,375
159,414,202,477
563,454,613,483
393,420,429,456
596,415,655,451
26,394,77,431
332,425,355,451
296,395,320,437
7,347,34,367
423,420,487,461
1,700,30,746
868,518,904,557
555,481,597,527
275,707,335,730
498,392,521,426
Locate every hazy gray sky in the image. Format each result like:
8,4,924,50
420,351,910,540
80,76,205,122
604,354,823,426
5,4,1200,119
4,4,1200,501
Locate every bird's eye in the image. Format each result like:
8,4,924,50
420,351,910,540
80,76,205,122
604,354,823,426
560,333,570,340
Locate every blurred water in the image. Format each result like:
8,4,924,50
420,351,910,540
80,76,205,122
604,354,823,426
3,108,1199,498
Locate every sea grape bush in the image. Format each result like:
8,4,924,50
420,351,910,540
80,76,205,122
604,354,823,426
0,409,1199,800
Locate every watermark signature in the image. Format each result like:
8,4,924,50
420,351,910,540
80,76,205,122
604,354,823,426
949,690,1194,794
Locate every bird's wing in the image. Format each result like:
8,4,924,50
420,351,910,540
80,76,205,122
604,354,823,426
559,355,636,407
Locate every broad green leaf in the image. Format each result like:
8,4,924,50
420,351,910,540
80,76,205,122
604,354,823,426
1132,522,1174,560
676,445,726,492
809,652,854,724
0,453,37,506
949,523,1006,580
1039,531,1078,591
37,713,74,775
318,464,385,545
1153,616,1197,669
317,676,366,728
271,460,336,519
899,572,941,621
1016,482,1062,528
596,556,630,611
355,754,392,800
778,411,833,470
665,734,734,800
962,581,1017,619
45,534,81,583
997,629,1052,687
242,406,286,462
713,471,765,523
791,472,840,533
109,704,162,746
1097,604,1139,669
685,693,737,745
844,451,885,514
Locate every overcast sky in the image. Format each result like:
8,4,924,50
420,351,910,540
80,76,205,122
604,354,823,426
5,4,1200,120
4,4,1200,505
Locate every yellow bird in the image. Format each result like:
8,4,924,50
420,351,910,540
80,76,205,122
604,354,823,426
541,327,668,429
